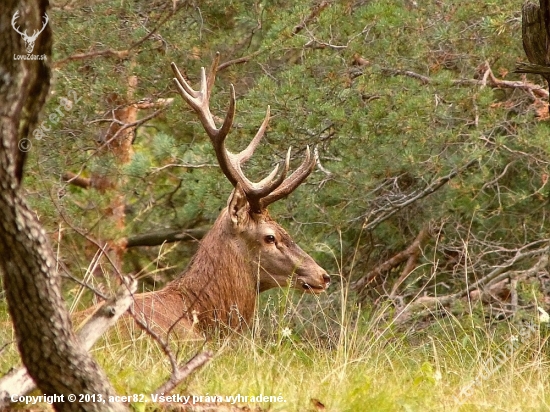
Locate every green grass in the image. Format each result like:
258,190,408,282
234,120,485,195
2,283,550,411
91,300,550,412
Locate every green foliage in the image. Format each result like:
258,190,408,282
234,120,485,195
23,0,543,286
6,0,550,407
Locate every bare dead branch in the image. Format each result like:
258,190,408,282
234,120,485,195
53,49,130,68
390,227,432,297
125,227,207,248
455,62,549,99
459,241,550,296
352,226,431,293
381,62,549,99
126,305,212,396
292,1,329,35
76,277,137,343
392,242,550,325
127,305,185,374
469,278,511,305
0,369,35,409
151,163,218,173
381,68,431,84
62,171,91,189
94,107,168,152
153,350,213,396
217,52,262,71
53,1,188,68
135,98,174,109
56,206,125,280
360,159,478,231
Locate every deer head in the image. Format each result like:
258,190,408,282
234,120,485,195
171,54,330,294
12,10,49,54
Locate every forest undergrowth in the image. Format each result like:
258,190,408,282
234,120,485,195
2,254,550,412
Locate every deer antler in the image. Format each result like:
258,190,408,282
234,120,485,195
171,53,315,212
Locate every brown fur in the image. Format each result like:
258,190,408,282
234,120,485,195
132,209,256,336
80,58,331,340
94,192,328,340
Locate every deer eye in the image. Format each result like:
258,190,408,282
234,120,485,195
264,235,276,244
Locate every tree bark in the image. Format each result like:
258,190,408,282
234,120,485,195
0,1,126,411
0,280,136,409
516,1,550,109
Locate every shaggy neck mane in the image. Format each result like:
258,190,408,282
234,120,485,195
166,208,258,332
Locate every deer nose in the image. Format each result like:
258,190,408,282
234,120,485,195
322,272,330,287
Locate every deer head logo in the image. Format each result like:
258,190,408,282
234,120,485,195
12,11,49,54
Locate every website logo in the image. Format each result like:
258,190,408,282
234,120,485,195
12,10,48,60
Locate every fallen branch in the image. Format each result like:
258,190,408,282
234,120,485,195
53,49,129,68
126,227,207,248
126,305,212,396
381,68,431,84
454,63,549,99
390,227,431,297
0,278,137,409
468,278,511,305
153,350,213,395
76,277,137,344
393,242,550,325
353,225,431,293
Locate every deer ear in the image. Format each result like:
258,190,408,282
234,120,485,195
228,183,249,227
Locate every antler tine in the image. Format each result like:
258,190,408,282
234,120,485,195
194,83,289,210
172,56,314,213
261,146,316,208
205,52,221,100
219,144,290,213
171,62,198,98
239,106,270,164
253,147,291,192
216,84,236,141
34,13,49,38
171,62,235,140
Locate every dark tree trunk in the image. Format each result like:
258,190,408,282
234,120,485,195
516,0,550,109
0,1,126,411
520,1,550,67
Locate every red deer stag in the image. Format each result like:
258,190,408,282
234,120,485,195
118,55,329,339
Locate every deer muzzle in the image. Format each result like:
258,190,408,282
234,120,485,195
298,271,330,294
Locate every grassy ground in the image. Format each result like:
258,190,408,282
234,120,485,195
3,287,549,412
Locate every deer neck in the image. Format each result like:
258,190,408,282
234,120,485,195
168,208,259,331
